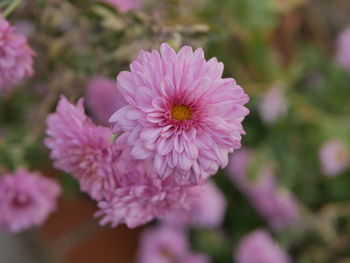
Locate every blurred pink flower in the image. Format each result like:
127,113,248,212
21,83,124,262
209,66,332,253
336,26,350,72
46,96,209,228
319,140,349,176
110,42,249,184
137,225,210,263
0,169,61,233
258,85,287,124
228,150,299,231
85,77,127,126
163,181,226,228
0,16,34,94
235,229,292,263
182,255,210,263
96,0,142,12
45,95,118,200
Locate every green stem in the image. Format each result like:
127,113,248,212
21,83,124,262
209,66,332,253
2,0,22,18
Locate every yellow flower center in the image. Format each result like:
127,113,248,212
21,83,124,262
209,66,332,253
171,105,192,121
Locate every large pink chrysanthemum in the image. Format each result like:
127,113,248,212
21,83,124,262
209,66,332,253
45,96,119,200
110,43,249,183
0,169,61,233
235,229,291,263
0,16,34,94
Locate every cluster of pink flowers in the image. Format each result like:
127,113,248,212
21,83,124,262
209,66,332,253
137,225,210,263
319,140,349,176
46,95,201,228
96,0,142,12
45,43,248,229
0,169,61,233
228,150,299,231
235,229,292,263
0,16,34,94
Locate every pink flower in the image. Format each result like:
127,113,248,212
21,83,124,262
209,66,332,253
110,43,249,184
163,181,226,228
235,229,292,263
258,84,287,124
319,140,349,176
0,169,61,233
96,134,206,228
0,16,34,94
137,225,210,263
182,255,210,263
85,77,127,126
96,0,142,12
45,95,118,200
336,26,350,72
228,150,299,231
46,96,208,228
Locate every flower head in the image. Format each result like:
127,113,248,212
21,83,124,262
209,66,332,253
258,84,288,124
85,76,127,126
96,134,205,228
336,26,350,72
319,140,349,176
137,225,210,263
0,169,61,233
110,43,249,184
0,16,34,94
96,0,142,12
235,229,291,263
45,95,118,200
228,150,299,231
163,181,226,228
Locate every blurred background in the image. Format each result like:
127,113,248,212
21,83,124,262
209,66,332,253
1,0,350,262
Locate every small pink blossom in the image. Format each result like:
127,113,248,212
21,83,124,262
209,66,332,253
45,95,118,200
319,140,349,176
235,229,292,263
137,225,210,263
163,181,226,228
258,85,287,124
0,16,34,94
336,26,350,72
228,150,299,231
96,0,142,12
110,43,249,184
85,77,127,126
0,169,61,233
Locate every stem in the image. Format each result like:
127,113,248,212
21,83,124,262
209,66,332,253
3,0,22,18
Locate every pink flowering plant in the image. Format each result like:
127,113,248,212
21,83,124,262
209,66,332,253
1,0,350,263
